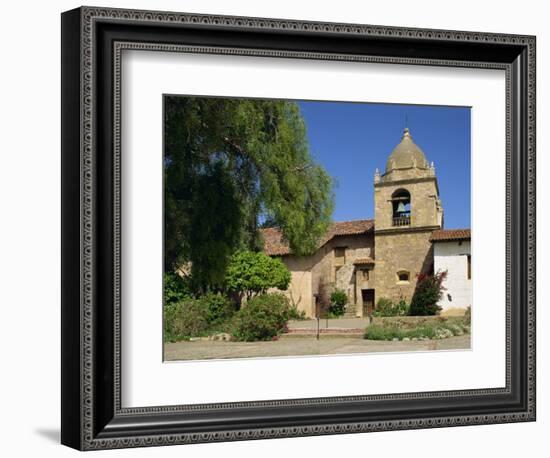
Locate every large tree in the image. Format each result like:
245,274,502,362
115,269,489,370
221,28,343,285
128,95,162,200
164,96,334,291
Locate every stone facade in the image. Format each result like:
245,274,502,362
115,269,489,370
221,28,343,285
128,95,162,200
371,128,443,304
373,177,442,230
371,229,434,303
275,228,375,318
262,128,469,318
275,225,438,318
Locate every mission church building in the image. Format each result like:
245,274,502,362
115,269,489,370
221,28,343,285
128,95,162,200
261,127,472,318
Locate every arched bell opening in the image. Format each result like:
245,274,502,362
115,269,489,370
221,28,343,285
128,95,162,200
391,188,411,226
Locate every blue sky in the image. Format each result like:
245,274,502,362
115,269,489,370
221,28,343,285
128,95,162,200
297,101,471,229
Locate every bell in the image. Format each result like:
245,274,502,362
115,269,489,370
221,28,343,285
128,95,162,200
397,202,407,213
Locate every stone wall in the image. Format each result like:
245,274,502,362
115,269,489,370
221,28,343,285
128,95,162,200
311,233,374,314
279,228,436,317
331,235,374,298
354,266,375,317
279,233,374,318
380,165,434,182
373,229,434,304
374,177,441,230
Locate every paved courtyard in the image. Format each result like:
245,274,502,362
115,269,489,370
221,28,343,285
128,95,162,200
164,334,470,361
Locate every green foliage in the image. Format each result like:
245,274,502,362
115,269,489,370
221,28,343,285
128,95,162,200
372,297,410,317
364,316,470,341
185,162,243,291
328,289,347,317
197,292,236,326
330,289,347,306
163,272,192,306
287,306,307,321
230,293,291,342
164,300,211,341
409,270,447,316
225,250,291,301
164,96,334,290
163,293,235,341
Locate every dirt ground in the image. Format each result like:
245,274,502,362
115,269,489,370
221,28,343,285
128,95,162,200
164,334,471,361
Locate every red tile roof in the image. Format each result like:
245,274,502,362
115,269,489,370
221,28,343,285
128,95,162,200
261,219,374,256
261,227,292,256
430,229,471,242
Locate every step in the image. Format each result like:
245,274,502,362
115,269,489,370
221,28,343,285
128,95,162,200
343,306,359,318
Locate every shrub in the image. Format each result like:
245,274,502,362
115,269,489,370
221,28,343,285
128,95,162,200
163,272,192,306
225,251,291,303
373,297,393,316
197,292,235,326
163,293,235,341
287,306,307,321
364,316,470,341
231,293,291,341
372,297,409,317
409,270,447,316
364,324,435,341
446,323,464,336
329,289,347,317
164,299,211,341
364,324,399,341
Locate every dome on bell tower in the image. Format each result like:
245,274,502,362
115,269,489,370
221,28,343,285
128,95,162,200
385,128,429,174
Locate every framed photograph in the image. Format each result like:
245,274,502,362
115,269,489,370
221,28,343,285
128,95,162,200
61,6,536,450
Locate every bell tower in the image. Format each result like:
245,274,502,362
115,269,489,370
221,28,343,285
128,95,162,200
372,128,443,303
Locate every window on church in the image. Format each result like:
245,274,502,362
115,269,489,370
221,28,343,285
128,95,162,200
396,270,410,283
334,247,346,262
467,255,471,279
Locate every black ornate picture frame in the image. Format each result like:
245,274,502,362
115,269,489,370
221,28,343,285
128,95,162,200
61,6,536,451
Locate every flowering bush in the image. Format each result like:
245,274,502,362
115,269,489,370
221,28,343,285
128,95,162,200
409,270,447,316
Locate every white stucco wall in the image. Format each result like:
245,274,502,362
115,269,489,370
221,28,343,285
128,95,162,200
433,240,472,313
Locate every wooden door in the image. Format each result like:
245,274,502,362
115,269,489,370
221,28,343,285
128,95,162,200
362,289,375,315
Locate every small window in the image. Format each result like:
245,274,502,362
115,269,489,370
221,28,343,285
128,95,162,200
396,270,410,283
363,269,369,280
467,255,471,279
334,247,346,265
334,247,346,259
